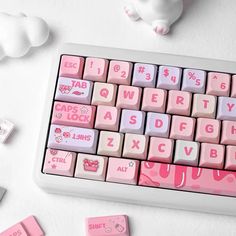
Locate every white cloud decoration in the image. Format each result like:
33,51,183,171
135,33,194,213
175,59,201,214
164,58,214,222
0,13,49,60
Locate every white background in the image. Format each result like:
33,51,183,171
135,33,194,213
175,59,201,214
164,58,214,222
1,0,236,235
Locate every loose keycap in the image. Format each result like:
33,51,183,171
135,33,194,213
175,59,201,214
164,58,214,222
0,119,14,143
0,186,6,202
86,215,130,236
48,125,98,154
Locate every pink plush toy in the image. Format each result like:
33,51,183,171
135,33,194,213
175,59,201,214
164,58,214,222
124,0,183,35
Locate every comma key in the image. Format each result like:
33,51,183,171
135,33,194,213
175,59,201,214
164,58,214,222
48,124,98,154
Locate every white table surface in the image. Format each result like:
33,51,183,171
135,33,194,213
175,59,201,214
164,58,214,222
1,0,236,235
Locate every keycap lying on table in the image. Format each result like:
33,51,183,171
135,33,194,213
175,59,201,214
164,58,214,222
86,215,130,236
0,187,6,202
34,43,236,215
0,216,44,236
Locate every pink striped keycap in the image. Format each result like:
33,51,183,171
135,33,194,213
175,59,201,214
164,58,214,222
55,77,93,104
48,124,98,154
43,149,76,176
83,57,109,82
107,158,139,185
52,101,96,128
139,162,236,197
59,55,84,79
0,216,44,236
86,215,130,236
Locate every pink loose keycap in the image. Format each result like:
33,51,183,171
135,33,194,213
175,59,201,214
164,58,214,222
139,162,236,197
52,101,96,128
86,215,130,236
107,158,139,185
0,216,44,236
206,72,231,96
59,55,84,79
108,60,133,85
43,149,76,177
83,57,109,82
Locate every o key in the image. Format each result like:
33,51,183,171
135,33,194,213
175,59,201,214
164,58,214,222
108,60,133,85
83,57,109,82
59,55,84,79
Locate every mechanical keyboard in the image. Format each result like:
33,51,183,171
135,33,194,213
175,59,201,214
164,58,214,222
35,43,236,215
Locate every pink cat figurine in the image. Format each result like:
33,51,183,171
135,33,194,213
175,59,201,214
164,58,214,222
124,0,183,35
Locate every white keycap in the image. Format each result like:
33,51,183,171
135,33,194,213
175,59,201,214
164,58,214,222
174,140,200,166
0,187,6,201
217,97,236,121
0,119,14,143
48,124,98,154
75,154,108,181
55,77,93,104
132,63,157,87
145,112,171,137
157,66,182,90
120,109,145,134
182,69,206,93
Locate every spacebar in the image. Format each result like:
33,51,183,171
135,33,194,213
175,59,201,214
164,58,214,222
139,162,236,197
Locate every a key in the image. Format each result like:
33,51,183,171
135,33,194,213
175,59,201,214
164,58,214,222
232,75,236,97
221,121,236,145
75,154,108,181
217,97,236,121
43,149,76,177
48,124,98,154
52,102,96,129
55,77,93,104
59,55,84,79
0,119,14,143
225,146,236,170
107,158,139,185
0,186,6,202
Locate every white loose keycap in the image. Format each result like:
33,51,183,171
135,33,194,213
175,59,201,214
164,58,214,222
120,109,145,134
48,124,98,154
174,140,200,166
182,69,206,93
0,187,6,201
55,77,93,104
145,112,171,137
217,97,236,121
0,119,14,143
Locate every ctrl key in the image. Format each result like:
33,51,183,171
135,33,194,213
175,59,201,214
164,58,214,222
0,215,44,236
86,215,130,236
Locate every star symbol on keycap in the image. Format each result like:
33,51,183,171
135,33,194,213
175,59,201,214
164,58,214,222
128,162,134,167
51,164,57,169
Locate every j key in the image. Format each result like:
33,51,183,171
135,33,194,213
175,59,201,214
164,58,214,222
52,102,96,128
139,162,236,197
217,97,236,121
182,69,206,94
59,55,84,79
86,215,130,236
157,66,182,90
55,77,93,104
132,63,157,87
43,149,76,177
48,124,98,154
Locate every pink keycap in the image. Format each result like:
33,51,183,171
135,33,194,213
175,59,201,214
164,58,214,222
107,158,139,185
86,215,130,236
83,57,109,82
0,216,44,236
107,60,133,85
167,90,192,116
221,121,236,145
48,124,98,154
95,105,120,131
232,75,236,97
199,143,225,169
43,149,76,177
170,115,196,141
139,162,236,197
225,146,236,170
141,88,167,113
55,77,93,104
195,118,221,144
148,137,174,163
132,63,157,87
116,85,142,110
52,101,96,128
59,55,84,79
157,66,182,90
206,72,231,96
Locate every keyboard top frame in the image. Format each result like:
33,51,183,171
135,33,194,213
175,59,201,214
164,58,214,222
34,43,236,216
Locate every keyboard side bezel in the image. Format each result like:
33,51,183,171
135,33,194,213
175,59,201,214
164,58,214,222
34,43,236,216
